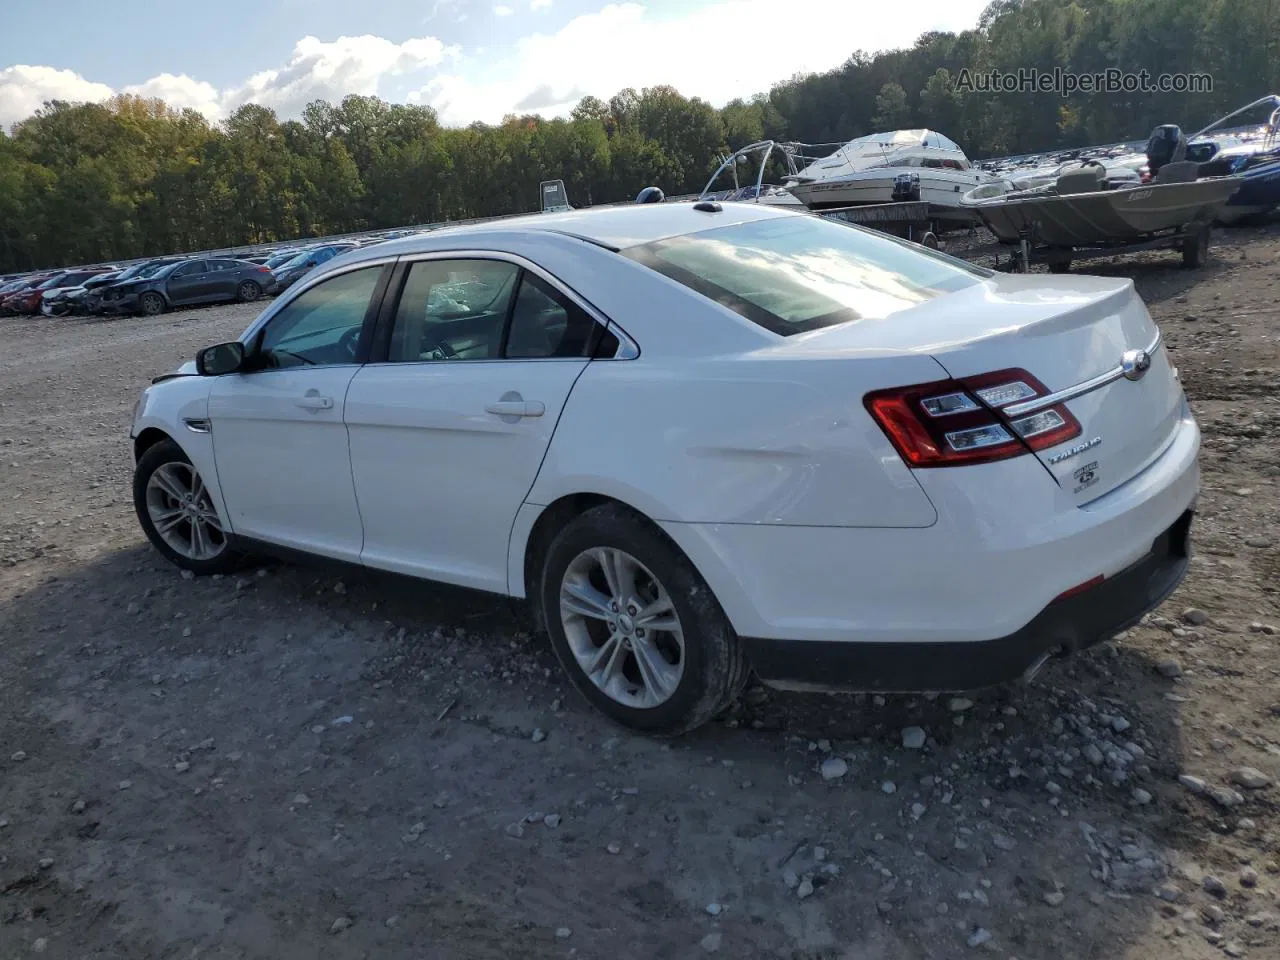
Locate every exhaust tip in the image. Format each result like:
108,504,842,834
1021,648,1063,684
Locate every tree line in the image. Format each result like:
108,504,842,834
2,0,1277,273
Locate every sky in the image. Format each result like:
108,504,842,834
0,0,993,131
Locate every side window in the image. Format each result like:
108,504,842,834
386,259,520,363
505,273,598,359
173,261,206,278
257,266,383,369
209,260,237,272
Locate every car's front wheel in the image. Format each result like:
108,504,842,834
540,504,746,735
138,292,166,316
133,440,241,575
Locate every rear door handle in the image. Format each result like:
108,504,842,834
484,400,545,418
296,395,334,410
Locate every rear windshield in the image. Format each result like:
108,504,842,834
623,215,988,336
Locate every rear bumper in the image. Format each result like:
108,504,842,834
742,509,1192,691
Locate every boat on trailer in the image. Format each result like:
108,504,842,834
959,124,1242,272
782,129,997,226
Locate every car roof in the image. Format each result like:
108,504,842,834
341,202,802,262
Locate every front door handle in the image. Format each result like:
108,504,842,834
485,400,545,418
296,394,334,410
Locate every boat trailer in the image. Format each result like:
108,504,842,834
817,201,940,248
965,220,1214,274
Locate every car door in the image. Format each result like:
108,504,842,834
165,261,214,304
344,255,609,593
206,260,244,300
206,262,391,561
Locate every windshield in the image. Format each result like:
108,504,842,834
265,251,299,268
138,260,178,279
37,274,70,290
623,215,988,336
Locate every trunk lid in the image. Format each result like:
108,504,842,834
786,274,1185,504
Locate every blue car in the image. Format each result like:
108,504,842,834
270,243,358,292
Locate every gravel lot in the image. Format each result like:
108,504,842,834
1,228,1279,960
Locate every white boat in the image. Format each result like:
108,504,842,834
783,129,996,223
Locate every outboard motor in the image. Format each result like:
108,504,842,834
635,186,665,204
1146,124,1187,177
891,172,921,202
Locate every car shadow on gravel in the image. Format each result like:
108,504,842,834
0,544,1198,960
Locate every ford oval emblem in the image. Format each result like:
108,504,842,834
1121,349,1152,381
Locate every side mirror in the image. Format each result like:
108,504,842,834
196,341,245,376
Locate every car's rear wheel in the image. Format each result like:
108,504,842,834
133,440,241,575
238,280,262,302
139,292,166,316
540,504,746,735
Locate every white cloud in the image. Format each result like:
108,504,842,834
122,73,222,118
0,34,459,129
417,0,990,126
0,0,990,130
0,65,114,127
494,4,514,15
225,34,457,120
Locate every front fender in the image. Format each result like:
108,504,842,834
131,377,232,531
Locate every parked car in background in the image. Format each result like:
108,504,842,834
0,274,59,314
2,271,92,316
129,204,1198,735
89,259,186,314
43,270,122,316
261,249,303,270
101,258,277,316
38,268,117,316
270,243,358,292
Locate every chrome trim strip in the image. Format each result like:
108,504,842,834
1003,328,1163,418
392,248,640,360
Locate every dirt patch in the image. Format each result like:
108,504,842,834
1,234,1279,959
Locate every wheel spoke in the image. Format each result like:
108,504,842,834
560,579,613,621
191,472,205,503
631,636,677,703
635,596,678,632
189,517,207,558
152,469,188,502
153,509,186,534
586,634,624,682
197,507,223,531
593,547,622,602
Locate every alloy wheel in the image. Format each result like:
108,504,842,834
558,547,686,709
145,462,226,561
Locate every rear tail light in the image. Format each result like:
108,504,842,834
257,266,271,272
864,368,1081,468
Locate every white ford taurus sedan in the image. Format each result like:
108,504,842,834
130,202,1199,734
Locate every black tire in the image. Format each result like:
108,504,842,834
1182,225,1210,269
133,440,244,575
238,280,262,302
918,231,940,250
138,292,166,316
1048,258,1072,274
539,503,747,736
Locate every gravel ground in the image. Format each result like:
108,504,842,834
1,227,1279,960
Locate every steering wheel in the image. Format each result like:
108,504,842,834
338,326,360,359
